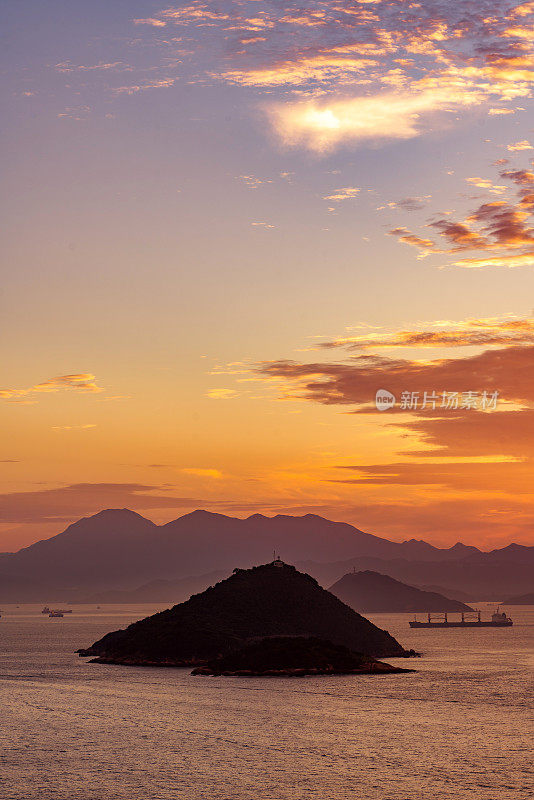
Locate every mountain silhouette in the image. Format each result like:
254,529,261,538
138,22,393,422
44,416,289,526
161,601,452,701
78,561,412,665
329,571,474,613
0,508,486,600
0,508,531,602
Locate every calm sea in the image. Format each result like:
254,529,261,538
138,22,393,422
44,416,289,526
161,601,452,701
1,603,533,800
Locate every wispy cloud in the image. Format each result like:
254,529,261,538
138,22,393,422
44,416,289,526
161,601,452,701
317,316,534,351
507,140,533,151
112,78,177,94
465,177,507,194
378,196,431,211
181,467,223,478
0,483,198,524
236,174,273,189
323,186,360,202
0,374,105,402
206,388,238,399
133,18,167,27
52,424,97,431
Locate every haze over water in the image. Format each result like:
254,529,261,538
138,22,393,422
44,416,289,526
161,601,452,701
2,605,532,800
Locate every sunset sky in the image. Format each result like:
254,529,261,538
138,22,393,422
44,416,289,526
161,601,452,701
2,0,534,550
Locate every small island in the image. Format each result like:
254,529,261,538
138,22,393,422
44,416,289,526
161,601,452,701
78,560,415,669
191,636,413,677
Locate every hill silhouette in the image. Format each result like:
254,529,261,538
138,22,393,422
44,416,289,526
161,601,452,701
78,562,411,665
329,571,474,613
503,592,534,604
302,549,534,600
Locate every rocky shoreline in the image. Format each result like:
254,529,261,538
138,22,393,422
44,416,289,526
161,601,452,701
188,636,415,677
80,636,416,676
191,663,414,677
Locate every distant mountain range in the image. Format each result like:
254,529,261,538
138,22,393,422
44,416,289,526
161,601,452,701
78,570,231,605
0,508,532,602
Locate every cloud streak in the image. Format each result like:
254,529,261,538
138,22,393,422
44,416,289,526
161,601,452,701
0,374,105,402
317,316,534,351
0,483,198,524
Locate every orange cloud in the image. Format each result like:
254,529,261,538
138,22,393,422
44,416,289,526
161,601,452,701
0,483,198,524
318,317,534,351
507,140,533,150
465,177,507,194
389,227,441,256
451,251,534,268
206,388,238,399
255,345,534,409
181,467,223,478
51,424,97,431
323,186,360,202
388,163,534,267
332,460,533,494
0,373,105,401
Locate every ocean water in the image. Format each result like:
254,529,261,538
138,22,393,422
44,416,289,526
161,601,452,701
0,603,533,800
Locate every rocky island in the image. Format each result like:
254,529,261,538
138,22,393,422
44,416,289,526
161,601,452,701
191,636,413,677
78,561,414,667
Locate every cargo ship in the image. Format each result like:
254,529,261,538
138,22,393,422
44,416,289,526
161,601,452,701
409,609,513,628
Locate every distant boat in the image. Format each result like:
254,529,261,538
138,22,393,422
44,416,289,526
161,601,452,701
409,608,512,628
42,606,72,614
48,611,64,618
